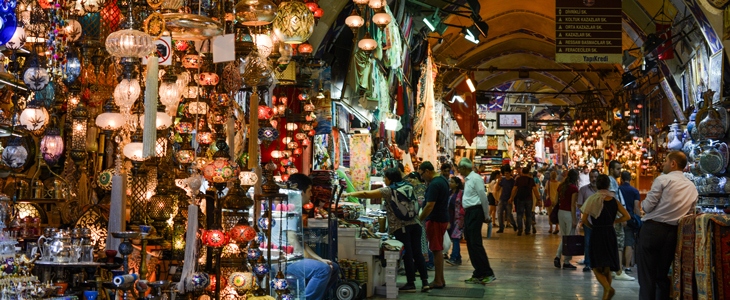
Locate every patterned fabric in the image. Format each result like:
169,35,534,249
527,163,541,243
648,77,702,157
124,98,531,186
713,224,730,299
672,214,697,300
692,214,730,300
349,134,372,192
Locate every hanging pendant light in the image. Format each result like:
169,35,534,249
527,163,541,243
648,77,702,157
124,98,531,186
358,32,377,51
23,55,50,91
40,127,64,166
96,97,125,131
123,128,145,162
19,100,49,136
272,0,315,44
2,137,28,169
235,0,278,26
372,11,391,29
345,10,364,34
114,78,142,109
70,101,88,163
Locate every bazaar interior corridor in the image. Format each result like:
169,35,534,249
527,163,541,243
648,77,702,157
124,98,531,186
374,216,641,300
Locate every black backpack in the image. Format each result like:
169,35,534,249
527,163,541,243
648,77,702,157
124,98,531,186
389,183,418,221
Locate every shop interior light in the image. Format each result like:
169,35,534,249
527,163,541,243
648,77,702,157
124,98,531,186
423,10,447,35
621,72,638,88
463,26,479,44
465,74,476,92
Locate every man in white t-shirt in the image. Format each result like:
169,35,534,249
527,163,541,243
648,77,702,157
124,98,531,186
577,165,590,189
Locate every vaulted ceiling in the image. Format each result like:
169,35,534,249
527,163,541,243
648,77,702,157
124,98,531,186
414,0,691,109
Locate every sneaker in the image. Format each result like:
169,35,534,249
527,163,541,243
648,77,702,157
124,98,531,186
562,263,577,269
554,257,561,268
577,259,586,265
614,272,635,281
464,277,484,284
421,285,430,293
481,276,497,284
624,268,632,273
611,271,616,278
399,284,416,293
583,266,591,272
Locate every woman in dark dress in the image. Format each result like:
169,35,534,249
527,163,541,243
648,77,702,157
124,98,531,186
580,174,631,300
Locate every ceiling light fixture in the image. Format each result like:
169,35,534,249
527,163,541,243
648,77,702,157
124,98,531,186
465,74,476,92
423,9,447,35
462,26,479,44
450,94,465,103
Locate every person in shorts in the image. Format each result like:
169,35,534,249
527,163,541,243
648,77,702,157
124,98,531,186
418,161,450,289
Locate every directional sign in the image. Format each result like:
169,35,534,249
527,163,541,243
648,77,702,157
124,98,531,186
555,0,622,64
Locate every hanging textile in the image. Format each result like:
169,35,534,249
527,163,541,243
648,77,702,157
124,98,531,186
445,77,479,145
349,134,372,191
673,215,698,300
714,223,730,298
693,214,730,300
415,50,438,164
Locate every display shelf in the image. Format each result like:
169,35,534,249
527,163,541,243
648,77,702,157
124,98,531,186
35,261,102,267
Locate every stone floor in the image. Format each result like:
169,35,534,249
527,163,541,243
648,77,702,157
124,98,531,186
371,214,640,299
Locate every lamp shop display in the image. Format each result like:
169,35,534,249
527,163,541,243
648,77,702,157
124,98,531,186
0,0,349,299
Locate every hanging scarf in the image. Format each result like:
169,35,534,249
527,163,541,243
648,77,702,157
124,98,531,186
176,203,199,293
580,189,616,219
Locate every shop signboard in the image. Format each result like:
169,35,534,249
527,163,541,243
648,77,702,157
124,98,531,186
555,0,622,64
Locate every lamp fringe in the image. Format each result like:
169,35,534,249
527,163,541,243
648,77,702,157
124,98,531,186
247,87,258,170
143,56,159,158
176,203,199,293
106,174,126,252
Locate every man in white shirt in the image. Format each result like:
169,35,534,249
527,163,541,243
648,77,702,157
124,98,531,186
577,165,590,188
457,158,496,285
637,151,697,300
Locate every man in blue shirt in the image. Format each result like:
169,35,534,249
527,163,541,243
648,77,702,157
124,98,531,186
618,171,641,275
419,161,450,289
494,165,517,233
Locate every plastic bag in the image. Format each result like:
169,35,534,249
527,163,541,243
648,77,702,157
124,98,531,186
442,231,451,250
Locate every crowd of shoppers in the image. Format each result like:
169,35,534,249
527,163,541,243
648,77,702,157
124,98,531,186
327,152,697,298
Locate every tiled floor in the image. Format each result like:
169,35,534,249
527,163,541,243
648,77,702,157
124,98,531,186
372,215,640,299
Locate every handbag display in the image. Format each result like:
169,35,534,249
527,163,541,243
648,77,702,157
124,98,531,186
561,235,585,256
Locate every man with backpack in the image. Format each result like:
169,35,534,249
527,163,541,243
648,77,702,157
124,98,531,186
343,168,430,293
457,158,497,285
418,161,450,289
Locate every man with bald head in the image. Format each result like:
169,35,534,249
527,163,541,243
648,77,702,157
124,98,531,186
636,151,697,300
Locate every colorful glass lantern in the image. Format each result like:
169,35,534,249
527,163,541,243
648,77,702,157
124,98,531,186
272,0,315,44
228,271,255,294
301,123,313,131
2,137,28,169
188,101,208,115
5,26,25,50
253,256,269,277
258,105,274,120
345,10,364,30
186,272,211,291
139,111,173,130
197,130,215,146
295,132,307,140
235,0,277,26
303,102,315,112
182,49,202,69
19,101,49,136
176,148,195,164
159,77,182,115
293,148,302,156
247,247,262,262
175,116,195,134
40,128,64,166
258,126,280,143
271,271,288,292
202,229,230,248
313,7,324,18
298,42,313,55
202,158,236,183
257,216,275,230
286,141,298,149
229,218,257,243
196,72,220,86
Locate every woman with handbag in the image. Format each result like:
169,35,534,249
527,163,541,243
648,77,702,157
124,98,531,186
580,174,631,299
545,171,560,234
554,169,580,269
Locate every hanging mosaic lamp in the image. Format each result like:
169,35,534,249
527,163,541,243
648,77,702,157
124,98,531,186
272,0,315,44
19,100,49,136
23,55,50,91
202,229,230,248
